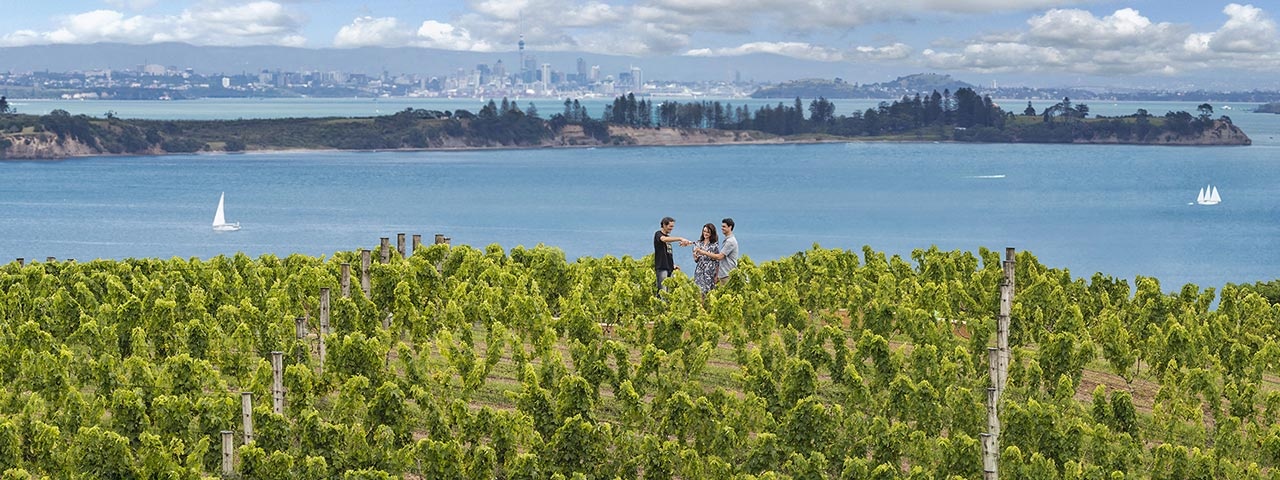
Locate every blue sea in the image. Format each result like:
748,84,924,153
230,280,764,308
2,99,1280,292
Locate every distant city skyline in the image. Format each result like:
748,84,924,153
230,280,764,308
2,1,1279,89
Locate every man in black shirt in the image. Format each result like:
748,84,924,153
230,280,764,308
654,216,692,296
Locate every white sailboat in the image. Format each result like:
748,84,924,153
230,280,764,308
1196,184,1221,205
212,192,241,231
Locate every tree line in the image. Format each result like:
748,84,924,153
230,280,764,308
581,92,1242,144
583,89,1008,137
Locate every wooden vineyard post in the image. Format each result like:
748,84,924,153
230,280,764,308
380,237,390,263
271,351,284,415
982,247,1015,480
987,348,1000,399
360,249,371,297
397,233,406,257
319,288,330,370
987,387,1000,437
241,392,254,445
999,247,1014,390
294,316,308,339
340,262,351,298
15,258,22,267
221,430,234,475
434,233,450,245
982,433,997,480
412,234,422,253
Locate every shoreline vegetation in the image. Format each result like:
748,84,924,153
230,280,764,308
0,91,1251,160
1255,102,1280,114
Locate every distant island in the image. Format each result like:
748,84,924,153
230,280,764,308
0,92,1250,159
752,74,1280,103
752,74,976,99
1255,103,1280,114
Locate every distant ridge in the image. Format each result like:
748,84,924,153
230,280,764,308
751,73,976,98
0,42,882,82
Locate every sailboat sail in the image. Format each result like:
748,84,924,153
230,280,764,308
1196,184,1221,205
213,193,227,226
212,192,241,231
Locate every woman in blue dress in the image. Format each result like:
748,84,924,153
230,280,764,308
693,223,720,295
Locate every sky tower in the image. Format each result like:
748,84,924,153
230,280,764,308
518,34,526,86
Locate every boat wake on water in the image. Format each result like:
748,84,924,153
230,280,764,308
965,174,1006,179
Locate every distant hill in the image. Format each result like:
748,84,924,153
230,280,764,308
751,73,976,98
0,42,883,83
1255,102,1280,114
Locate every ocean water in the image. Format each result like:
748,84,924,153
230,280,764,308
2,100,1280,292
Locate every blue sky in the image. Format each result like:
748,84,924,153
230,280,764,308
2,1,1278,87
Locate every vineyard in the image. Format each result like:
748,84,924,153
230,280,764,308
2,242,1280,479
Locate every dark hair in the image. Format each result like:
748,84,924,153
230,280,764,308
661,216,675,227
701,223,719,244
721,217,735,230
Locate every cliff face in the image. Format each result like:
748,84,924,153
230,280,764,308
518,124,781,148
1172,119,1251,145
1072,119,1252,145
598,126,780,146
1,133,98,159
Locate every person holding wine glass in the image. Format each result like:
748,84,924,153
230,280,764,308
692,222,720,295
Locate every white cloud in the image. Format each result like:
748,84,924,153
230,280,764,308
1027,8,1183,49
0,1,306,47
923,42,1067,73
683,41,846,61
1204,3,1278,53
414,20,495,51
681,41,910,62
1183,32,1212,55
331,17,497,51
104,0,159,11
852,43,913,61
905,0,1092,14
647,0,1095,30
922,3,1280,76
377,0,1096,57
333,16,414,48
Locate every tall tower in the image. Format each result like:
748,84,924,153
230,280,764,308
518,35,526,86
630,66,642,93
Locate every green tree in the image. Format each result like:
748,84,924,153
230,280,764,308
1197,103,1214,122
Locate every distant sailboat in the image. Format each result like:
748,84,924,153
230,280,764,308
212,192,241,231
1196,185,1221,206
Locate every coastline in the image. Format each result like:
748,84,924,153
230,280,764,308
0,118,1253,161
0,133,1253,161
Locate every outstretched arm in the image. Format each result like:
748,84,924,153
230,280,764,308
698,249,726,260
660,235,692,246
